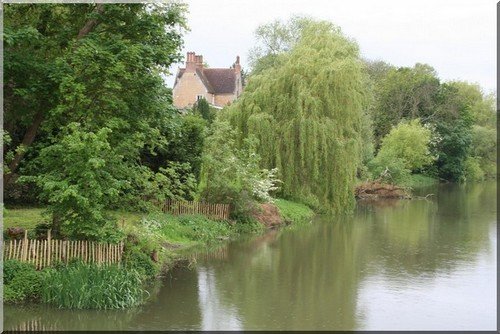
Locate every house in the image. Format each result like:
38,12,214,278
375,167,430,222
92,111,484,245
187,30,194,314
172,52,243,109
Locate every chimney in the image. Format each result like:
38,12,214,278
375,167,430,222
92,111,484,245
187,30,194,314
185,51,196,72
233,55,241,73
195,55,204,69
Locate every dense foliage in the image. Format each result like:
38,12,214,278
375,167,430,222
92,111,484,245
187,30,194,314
365,61,496,184
192,98,215,124
225,20,366,213
3,260,45,303
21,124,126,240
369,119,434,184
2,7,497,313
2,4,496,247
3,3,190,238
198,119,280,219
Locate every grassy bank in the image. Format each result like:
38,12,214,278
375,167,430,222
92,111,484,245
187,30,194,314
274,199,314,224
400,174,439,189
3,199,314,308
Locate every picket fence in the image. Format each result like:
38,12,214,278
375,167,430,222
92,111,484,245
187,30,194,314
160,199,230,220
3,230,124,269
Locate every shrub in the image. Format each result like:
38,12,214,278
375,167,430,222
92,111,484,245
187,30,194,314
464,156,485,182
41,262,146,309
372,119,435,174
198,120,281,219
369,155,411,185
3,285,22,303
121,225,163,280
3,260,45,303
122,245,160,279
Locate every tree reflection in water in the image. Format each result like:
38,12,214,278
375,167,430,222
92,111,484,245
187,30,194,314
4,183,496,331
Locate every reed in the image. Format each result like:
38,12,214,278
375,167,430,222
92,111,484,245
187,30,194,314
41,262,146,309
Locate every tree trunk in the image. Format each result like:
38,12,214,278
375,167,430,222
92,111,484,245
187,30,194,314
3,3,106,186
4,110,44,185
77,3,105,40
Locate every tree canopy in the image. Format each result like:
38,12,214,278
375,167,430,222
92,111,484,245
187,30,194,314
224,20,367,213
4,3,189,238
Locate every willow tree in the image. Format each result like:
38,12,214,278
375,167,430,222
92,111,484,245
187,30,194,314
224,20,366,214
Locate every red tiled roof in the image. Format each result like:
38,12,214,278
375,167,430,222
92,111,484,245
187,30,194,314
176,67,236,94
201,68,236,94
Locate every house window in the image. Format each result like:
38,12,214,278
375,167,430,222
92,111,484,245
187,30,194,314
196,95,204,101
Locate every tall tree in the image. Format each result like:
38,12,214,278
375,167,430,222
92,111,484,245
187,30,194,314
225,20,367,213
248,15,313,75
370,63,441,145
4,3,188,237
4,3,187,185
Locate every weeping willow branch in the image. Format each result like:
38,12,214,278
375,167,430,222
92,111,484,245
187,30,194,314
222,21,368,214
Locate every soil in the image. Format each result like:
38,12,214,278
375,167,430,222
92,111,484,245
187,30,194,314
355,181,411,200
251,203,284,228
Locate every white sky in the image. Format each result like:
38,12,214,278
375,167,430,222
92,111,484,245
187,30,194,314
165,0,496,94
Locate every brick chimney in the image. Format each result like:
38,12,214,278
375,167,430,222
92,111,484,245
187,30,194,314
195,55,204,69
233,55,241,73
185,51,196,72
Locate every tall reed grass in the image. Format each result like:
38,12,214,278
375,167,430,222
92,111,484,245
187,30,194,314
41,262,147,309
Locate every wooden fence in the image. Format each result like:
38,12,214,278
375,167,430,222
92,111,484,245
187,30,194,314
3,230,124,270
161,199,230,220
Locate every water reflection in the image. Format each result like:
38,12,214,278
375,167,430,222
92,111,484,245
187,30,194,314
3,183,496,330
197,267,242,330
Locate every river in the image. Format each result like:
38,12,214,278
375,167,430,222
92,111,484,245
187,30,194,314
3,183,497,331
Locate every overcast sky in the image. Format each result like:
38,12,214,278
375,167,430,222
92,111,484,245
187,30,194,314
165,0,496,93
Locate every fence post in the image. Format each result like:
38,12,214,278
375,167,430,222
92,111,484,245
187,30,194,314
47,229,52,267
22,230,28,261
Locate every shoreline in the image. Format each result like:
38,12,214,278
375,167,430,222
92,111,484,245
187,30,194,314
3,199,315,309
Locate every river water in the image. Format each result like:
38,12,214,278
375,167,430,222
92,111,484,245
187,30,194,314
3,183,497,331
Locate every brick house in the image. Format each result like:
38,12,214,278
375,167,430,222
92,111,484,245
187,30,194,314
172,52,243,109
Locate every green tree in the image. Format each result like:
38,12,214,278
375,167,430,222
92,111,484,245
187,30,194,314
226,20,367,213
22,124,126,240
4,3,188,236
469,125,497,179
433,82,475,182
192,98,214,123
248,15,314,75
198,119,280,218
369,119,434,184
4,3,187,185
370,63,440,144
376,119,434,171
142,114,207,182
445,81,496,128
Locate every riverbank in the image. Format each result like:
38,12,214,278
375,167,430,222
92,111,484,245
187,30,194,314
4,183,496,331
355,174,439,200
3,199,315,308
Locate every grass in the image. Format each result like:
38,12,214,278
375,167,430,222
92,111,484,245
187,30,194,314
3,207,46,230
120,212,241,279
274,199,315,224
135,213,237,246
401,174,438,189
42,261,146,309
4,199,316,309
3,207,143,230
